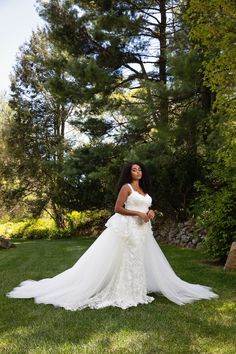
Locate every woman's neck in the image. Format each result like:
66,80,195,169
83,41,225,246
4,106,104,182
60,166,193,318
131,181,140,189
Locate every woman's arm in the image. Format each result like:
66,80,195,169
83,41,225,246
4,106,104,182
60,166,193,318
147,209,156,220
114,185,149,222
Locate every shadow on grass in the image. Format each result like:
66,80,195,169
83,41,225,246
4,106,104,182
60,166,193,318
1,239,236,353
1,295,235,353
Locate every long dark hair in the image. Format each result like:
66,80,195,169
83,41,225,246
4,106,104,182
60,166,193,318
117,161,151,194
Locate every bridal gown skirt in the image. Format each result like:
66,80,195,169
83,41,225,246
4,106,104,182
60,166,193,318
7,213,218,310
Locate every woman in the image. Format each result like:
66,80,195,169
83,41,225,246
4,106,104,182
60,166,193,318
7,162,218,310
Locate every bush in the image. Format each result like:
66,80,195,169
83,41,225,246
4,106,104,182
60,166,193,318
66,209,111,237
193,184,236,262
0,218,58,239
0,210,112,240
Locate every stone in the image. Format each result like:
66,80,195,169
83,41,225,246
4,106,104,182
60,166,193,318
200,229,207,236
184,220,193,226
153,217,205,249
196,242,202,250
181,235,190,243
186,242,193,248
224,242,236,271
0,236,15,249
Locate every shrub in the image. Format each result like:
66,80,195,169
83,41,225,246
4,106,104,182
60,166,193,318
0,218,57,239
193,184,236,262
66,209,111,236
0,210,112,240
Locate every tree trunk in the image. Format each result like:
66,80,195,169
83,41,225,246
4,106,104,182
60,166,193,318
52,202,66,229
159,0,168,126
201,84,216,112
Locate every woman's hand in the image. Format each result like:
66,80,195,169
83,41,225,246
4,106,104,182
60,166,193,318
137,212,150,223
147,209,155,220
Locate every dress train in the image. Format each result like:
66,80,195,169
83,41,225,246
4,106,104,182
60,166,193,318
7,185,218,310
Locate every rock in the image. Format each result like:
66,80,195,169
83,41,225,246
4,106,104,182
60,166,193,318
184,220,194,227
153,217,205,249
181,235,190,243
186,242,193,248
196,242,202,250
0,236,15,249
224,242,236,271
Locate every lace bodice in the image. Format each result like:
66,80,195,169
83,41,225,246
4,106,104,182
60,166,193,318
105,184,152,234
125,184,152,213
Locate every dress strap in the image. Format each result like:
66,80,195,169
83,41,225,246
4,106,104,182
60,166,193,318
127,183,134,192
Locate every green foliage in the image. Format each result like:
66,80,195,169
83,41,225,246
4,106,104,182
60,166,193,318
1,1,210,223
186,0,236,112
190,111,236,261
0,210,111,240
66,209,111,235
38,0,179,127
193,184,236,261
123,138,200,219
2,29,75,227
0,218,60,240
184,0,236,260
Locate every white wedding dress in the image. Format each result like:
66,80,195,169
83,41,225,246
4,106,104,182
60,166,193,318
7,184,218,310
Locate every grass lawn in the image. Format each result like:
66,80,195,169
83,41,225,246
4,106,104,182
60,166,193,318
0,238,236,354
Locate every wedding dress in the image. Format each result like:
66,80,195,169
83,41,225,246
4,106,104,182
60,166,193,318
7,184,218,310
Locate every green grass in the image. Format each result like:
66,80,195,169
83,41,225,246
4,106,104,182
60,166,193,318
1,238,236,354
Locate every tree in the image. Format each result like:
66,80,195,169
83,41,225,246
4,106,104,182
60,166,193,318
0,95,17,219
184,0,236,260
36,0,208,217
5,29,74,227
4,0,234,232
38,0,182,128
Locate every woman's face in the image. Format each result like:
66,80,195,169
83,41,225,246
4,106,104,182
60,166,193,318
131,164,142,181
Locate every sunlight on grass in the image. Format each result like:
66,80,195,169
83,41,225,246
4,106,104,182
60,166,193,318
0,339,10,353
1,239,236,354
192,336,236,354
108,329,149,352
211,301,236,326
216,301,236,312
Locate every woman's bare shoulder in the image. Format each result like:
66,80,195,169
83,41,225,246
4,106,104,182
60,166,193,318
120,184,131,194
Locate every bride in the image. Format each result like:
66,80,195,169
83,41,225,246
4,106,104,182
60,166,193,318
7,162,218,310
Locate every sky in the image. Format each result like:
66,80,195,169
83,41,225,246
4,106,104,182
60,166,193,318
0,0,45,94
